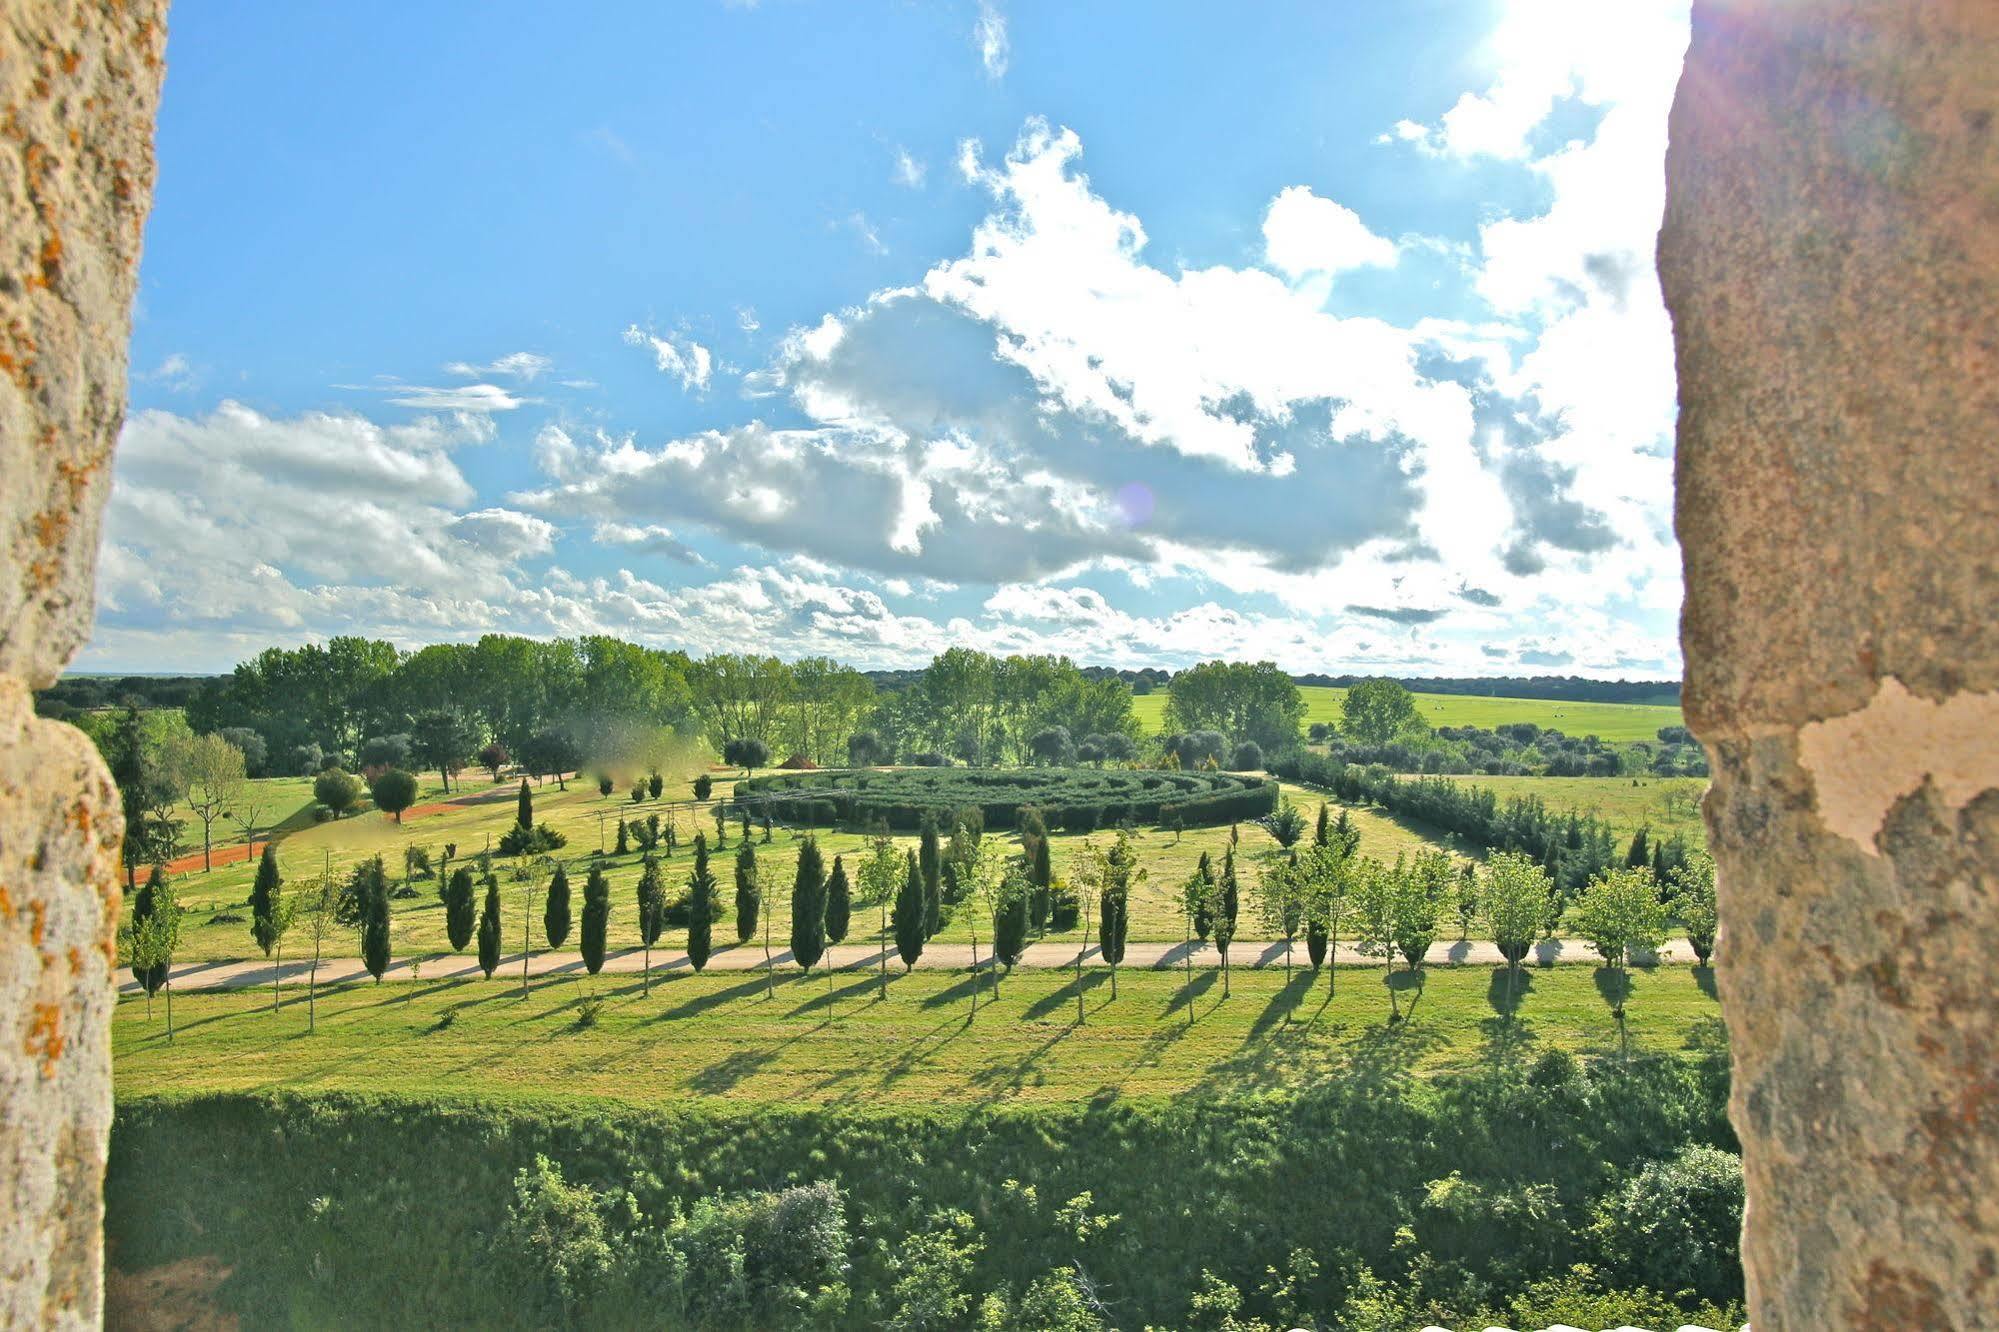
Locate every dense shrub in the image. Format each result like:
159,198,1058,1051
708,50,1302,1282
1592,1142,1745,1304
736,767,1276,833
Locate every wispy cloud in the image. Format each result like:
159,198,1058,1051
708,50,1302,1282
444,351,552,381
892,146,927,189
622,324,714,391
847,212,887,255
974,0,1008,79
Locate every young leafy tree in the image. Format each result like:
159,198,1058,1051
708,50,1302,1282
1453,861,1480,941
516,778,534,829
685,834,716,972
164,730,247,872
443,866,477,951
1670,850,1719,966
825,854,852,945
580,864,610,975
299,864,339,1033
479,740,510,783
355,856,392,984
636,854,666,995
790,836,829,976
1395,851,1451,971
127,870,185,1039
1575,865,1672,975
370,768,418,824
1348,858,1402,1020
1481,851,1552,1014
249,843,284,958
1340,677,1419,745
128,863,174,1018
477,875,502,978
734,840,760,944
894,850,926,974
1303,844,1350,994
1253,851,1305,984
543,865,572,948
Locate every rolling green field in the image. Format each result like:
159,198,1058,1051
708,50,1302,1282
141,768,1461,965
1416,773,1710,850
1132,685,1684,744
113,963,1720,1109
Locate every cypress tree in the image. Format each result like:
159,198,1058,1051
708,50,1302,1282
734,841,760,943
516,778,533,829
249,843,282,957
1189,850,1215,941
893,851,925,972
790,837,828,974
477,876,502,978
1626,825,1652,869
994,874,1028,974
444,866,476,951
357,856,391,983
1216,847,1240,997
824,855,852,944
131,864,170,998
1314,802,1330,848
615,818,629,856
919,818,942,934
580,864,610,974
637,855,665,994
686,834,715,972
543,865,571,948
1029,835,1052,931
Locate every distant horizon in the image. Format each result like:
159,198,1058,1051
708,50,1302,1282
95,1,1690,679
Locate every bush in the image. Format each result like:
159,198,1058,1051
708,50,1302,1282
1592,1143,1745,1304
735,767,1276,833
498,822,569,856
1229,741,1264,772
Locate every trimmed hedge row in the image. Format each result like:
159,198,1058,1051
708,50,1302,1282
734,766,1277,831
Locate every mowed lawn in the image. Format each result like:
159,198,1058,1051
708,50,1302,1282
144,772,1459,965
113,963,1722,1110
1132,686,1684,744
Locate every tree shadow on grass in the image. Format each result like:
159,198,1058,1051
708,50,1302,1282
688,1048,777,1095
1248,970,1319,1038
1022,970,1107,1022
1385,967,1426,1025
919,973,984,1011
1164,967,1218,1017
1485,963,1535,1021
1593,966,1633,1016
655,974,770,1020
1692,964,1719,1002
788,976,879,1017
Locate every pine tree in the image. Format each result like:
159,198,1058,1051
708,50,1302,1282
249,843,283,957
477,876,502,978
791,836,828,974
517,778,533,829
894,851,926,973
443,866,476,951
825,855,852,944
919,818,942,937
734,841,760,943
580,864,610,974
637,855,665,994
356,856,392,983
686,834,716,972
543,865,572,948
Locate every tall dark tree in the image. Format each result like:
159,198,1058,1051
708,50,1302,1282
476,876,503,978
1188,850,1215,942
648,772,663,800
734,841,760,943
825,855,852,945
894,851,926,973
1029,835,1053,931
516,778,534,830
130,863,172,998
918,818,942,937
993,872,1029,975
615,818,629,856
543,866,571,948
109,704,179,890
693,772,713,802
1216,846,1240,997
249,844,283,957
580,864,610,975
790,837,828,974
356,856,392,983
686,834,716,972
1314,802,1330,849
637,855,666,994
1626,825,1652,869
443,866,476,951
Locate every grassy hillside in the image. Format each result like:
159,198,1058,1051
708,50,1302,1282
114,964,1721,1108
1414,774,1709,851
1133,685,1684,744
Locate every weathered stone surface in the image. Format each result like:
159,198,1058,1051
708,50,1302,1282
1660,1,1999,1328
0,1,165,1326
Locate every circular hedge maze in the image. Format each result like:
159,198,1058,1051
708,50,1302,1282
734,766,1277,832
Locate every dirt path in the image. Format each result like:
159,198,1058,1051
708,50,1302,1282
118,935,1705,993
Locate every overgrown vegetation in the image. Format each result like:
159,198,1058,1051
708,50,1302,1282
738,766,1277,832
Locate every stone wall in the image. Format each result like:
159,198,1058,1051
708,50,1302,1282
0,1,167,1326
1660,1,1998,1328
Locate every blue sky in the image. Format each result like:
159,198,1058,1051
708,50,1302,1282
93,0,1691,677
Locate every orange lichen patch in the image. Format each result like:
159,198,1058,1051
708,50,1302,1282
24,1003,65,1079
39,231,63,284
28,898,47,949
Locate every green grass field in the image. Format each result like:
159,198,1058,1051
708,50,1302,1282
113,962,1720,1109
143,768,1463,964
1413,774,1710,850
1133,685,1684,744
